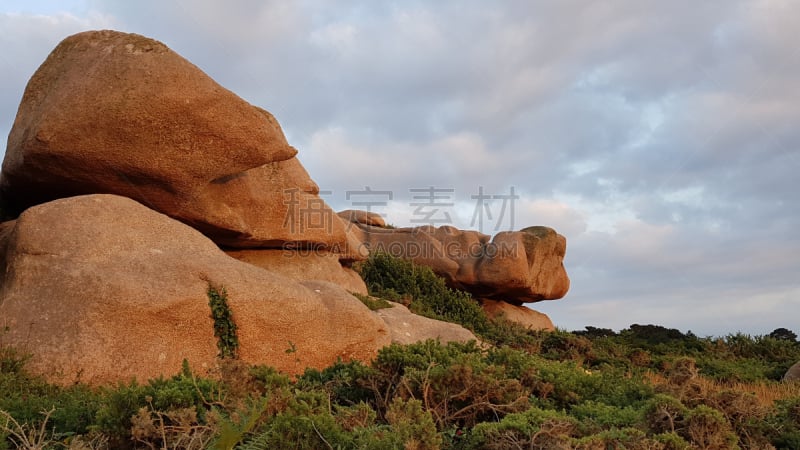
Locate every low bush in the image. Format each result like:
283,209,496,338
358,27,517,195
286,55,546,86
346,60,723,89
356,252,492,335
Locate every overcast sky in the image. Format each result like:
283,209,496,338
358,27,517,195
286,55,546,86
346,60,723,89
2,1,798,337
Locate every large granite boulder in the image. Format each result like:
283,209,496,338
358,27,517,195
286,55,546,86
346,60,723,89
0,30,350,253
225,249,368,295
0,195,390,385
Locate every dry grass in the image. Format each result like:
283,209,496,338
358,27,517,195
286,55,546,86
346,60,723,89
644,371,800,407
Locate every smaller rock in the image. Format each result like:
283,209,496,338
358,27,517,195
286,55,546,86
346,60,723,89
480,299,555,331
338,209,387,228
784,361,800,382
373,302,478,345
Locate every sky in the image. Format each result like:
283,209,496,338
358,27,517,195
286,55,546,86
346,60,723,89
1,1,798,337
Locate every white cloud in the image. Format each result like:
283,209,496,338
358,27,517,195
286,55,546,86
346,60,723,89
515,198,588,239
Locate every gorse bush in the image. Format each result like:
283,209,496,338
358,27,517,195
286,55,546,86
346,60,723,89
2,336,800,448
356,252,492,335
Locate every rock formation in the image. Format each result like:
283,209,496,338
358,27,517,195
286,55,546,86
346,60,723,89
343,221,569,304
479,299,555,331
338,210,387,228
339,217,568,330
0,29,569,383
0,195,389,384
785,361,800,382
225,249,368,295
373,301,479,345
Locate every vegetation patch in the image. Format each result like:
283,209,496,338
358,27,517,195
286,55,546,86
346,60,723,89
351,292,393,311
1,258,799,448
356,252,491,333
207,285,239,359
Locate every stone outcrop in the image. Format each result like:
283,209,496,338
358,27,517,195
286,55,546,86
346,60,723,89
338,210,387,228
372,302,478,345
0,29,571,385
0,195,390,385
0,30,350,253
342,218,570,305
225,249,368,295
480,299,555,331
785,362,800,382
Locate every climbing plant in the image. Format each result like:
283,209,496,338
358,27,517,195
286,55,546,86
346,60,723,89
208,286,239,359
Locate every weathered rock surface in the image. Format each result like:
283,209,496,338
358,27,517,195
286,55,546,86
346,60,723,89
341,216,570,304
474,226,570,304
0,194,390,385
372,302,478,345
785,362,800,382
480,299,555,331
338,210,387,228
356,225,461,279
0,29,349,252
225,249,367,295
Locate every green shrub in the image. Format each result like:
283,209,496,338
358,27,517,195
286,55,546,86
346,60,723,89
297,359,376,406
524,357,652,410
239,390,350,449
466,407,576,449
539,329,595,362
654,432,693,450
769,397,800,449
94,364,219,445
0,345,28,375
370,340,531,428
573,427,659,449
683,405,739,450
570,400,642,432
248,364,291,393
643,394,687,434
385,397,441,449
357,252,491,334
0,368,103,439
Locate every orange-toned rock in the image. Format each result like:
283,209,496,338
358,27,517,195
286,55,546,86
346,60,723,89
372,302,478,345
337,209,387,228
0,194,389,385
480,299,555,331
225,249,368,295
358,226,460,282
431,226,490,287
339,212,570,304
0,30,346,251
475,226,570,303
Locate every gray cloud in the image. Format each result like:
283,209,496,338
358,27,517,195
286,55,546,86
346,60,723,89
2,0,799,336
